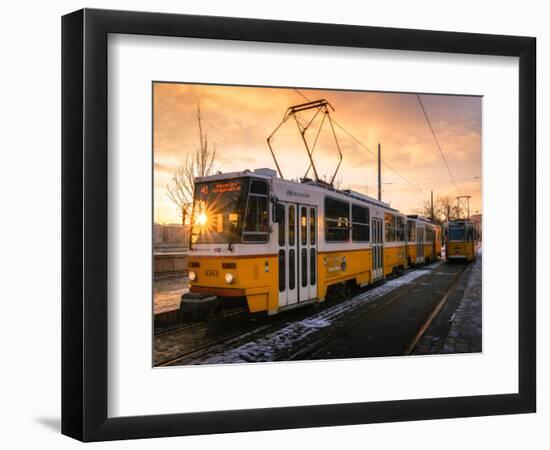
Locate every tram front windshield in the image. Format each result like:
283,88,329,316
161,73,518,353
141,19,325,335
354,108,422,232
191,178,249,244
448,224,466,241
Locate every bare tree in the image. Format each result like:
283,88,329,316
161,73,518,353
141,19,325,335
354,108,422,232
166,103,217,226
414,199,434,221
415,195,459,224
435,195,456,223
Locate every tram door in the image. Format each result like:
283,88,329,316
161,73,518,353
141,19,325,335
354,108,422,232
278,203,317,307
416,226,425,264
298,205,318,302
277,203,297,307
371,218,384,281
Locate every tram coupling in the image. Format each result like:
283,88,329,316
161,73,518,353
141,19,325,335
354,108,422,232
180,292,220,321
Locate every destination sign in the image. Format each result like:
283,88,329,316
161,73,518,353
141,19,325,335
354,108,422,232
211,181,242,194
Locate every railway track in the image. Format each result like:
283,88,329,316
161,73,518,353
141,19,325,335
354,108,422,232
295,262,468,361
154,307,245,337
404,264,468,355
155,297,323,366
154,260,469,366
156,322,274,367
154,313,266,366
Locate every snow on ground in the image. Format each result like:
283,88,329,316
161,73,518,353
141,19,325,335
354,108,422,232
197,261,444,364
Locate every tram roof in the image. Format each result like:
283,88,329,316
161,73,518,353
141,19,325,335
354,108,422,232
447,219,475,226
196,169,400,211
406,214,438,224
194,172,448,229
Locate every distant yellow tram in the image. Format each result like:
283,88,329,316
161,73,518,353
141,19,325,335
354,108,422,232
445,219,479,262
181,169,441,319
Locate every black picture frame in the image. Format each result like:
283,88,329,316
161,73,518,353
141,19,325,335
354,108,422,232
62,8,536,442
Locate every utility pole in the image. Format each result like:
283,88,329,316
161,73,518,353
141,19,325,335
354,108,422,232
430,190,434,221
377,142,381,201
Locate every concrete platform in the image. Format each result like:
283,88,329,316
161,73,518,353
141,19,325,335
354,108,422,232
154,252,188,275
154,274,188,315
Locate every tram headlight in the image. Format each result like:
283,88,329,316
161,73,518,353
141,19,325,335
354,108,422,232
189,270,197,282
225,272,235,284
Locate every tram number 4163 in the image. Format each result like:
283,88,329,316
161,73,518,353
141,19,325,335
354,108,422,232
205,269,219,277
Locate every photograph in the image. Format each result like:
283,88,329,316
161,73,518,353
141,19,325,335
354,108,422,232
152,83,482,367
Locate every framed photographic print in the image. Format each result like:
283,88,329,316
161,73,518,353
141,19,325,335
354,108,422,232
61,8,536,442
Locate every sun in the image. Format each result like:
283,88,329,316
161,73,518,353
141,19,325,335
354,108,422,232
196,212,208,226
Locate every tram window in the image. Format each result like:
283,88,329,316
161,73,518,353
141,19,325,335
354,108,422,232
289,206,295,246
243,196,268,242
277,204,285,247
243,179,269,242
325,197,350,242
407,220,416,241
352,204,370,242
278,250,285,292
384,213,395,242
426,228,434,242
310,208,316,245
395,216,405,242
289,249,295,289
310,248,316,285
301,248,307,287
352,223,369,242
301,207,307,246
249,179,269,195
448,225,465,241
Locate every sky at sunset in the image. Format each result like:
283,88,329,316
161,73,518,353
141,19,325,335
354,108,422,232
153,83,482,224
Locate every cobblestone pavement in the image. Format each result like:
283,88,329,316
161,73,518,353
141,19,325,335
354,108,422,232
413,254,482,355
153,274,188,315
442,254,482,353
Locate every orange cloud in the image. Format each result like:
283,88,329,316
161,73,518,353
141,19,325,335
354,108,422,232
154,83,481,223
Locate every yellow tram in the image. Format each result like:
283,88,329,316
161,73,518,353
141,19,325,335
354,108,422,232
181,169,441,319
405,215,441,267
445,219,479,262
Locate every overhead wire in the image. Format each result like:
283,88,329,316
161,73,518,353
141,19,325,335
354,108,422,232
415,94,459,192
293,89,427,197
386,175,480,186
